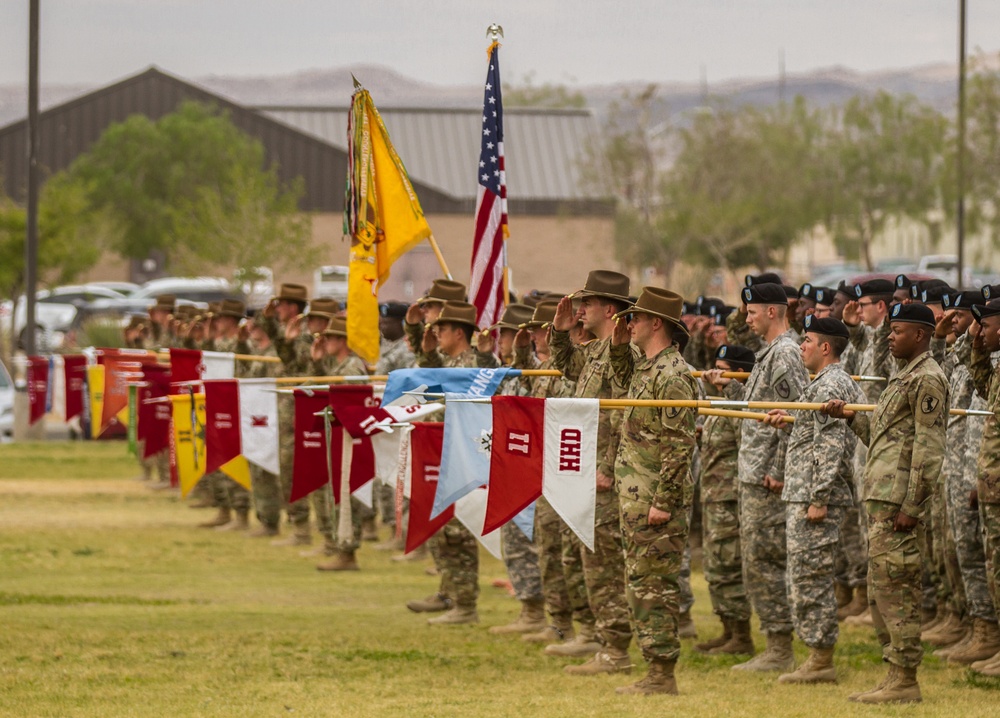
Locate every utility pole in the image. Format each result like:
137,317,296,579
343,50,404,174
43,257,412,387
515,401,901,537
956,0,967,284
25,0,40,356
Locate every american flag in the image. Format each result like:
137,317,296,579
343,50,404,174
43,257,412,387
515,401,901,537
469,43,508,328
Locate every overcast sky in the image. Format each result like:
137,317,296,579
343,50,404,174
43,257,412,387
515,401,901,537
1,1,997,88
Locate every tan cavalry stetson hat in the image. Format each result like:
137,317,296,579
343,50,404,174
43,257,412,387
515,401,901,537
570,270,631,302
614,286,688,337
321,316,348,337
521,300,561,329
416,279,467,305
273,283,309,304
488,303,535,331
306,297,341,319
428,300,479,330
216,299,247,319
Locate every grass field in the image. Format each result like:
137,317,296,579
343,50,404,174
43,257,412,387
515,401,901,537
1,441,998,717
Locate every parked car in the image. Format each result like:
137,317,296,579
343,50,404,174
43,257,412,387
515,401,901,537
88,276,245,317
0,358,13,442
88,281,142,297
314,265,349,304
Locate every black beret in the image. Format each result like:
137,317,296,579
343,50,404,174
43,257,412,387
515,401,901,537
896,274,914,289
981,284,1000,301
783,285,799,300
712,306,736,325
741,283,787,306
836,280,854,297
681,301,696,315
910,278,950,301
715,344,756,371
942,291,978,310
918,283,953,305
813,286,836,306
972,299,1000,322
799,283,816,300
745,272,782,287
889,302,936,327
854,279,895,298
379,302,408,319
803,314,850,339
697,297,727,317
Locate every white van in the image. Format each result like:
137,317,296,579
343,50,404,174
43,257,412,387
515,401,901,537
314,265,349,303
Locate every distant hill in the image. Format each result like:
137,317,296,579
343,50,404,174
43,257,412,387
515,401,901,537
0,57,993,129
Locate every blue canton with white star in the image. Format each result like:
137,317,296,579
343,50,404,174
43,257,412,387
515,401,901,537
478,46,504,195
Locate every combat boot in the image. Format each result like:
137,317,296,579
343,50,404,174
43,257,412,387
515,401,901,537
709,619,755,656
427,605,479,625
834,583,853,611
936,625,973,659
361,516,379,542
922,610,966,647
301,536,337,557
247,525,279,538
971,648,1000,672
523,620,574,644
695,618,731,653
950,619,1000,665
731,631,793,672
271,523,312,547
564,647,632,675
778,646,837,684
375,536,405,552
678,610,698,639
198,507,231,528
838,584,868,621
853,665,921,704
489,598,547,635
616,659,677,695
848,663,897,702
921,600,946,632
215,509,249,531
316,550,359,571
544,625,601,657
392,544,428,561
406,593,452,613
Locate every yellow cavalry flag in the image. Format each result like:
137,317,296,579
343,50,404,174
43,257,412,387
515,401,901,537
169,392,207,498
86,364,105,440
344,87,432,364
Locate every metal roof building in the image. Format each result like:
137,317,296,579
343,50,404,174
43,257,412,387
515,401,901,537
0,67,612,217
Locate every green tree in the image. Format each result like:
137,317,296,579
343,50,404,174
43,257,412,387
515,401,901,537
826,91,948,269
57,101,313,273
962,52,1000,251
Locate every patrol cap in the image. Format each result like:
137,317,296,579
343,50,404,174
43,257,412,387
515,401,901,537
942,292,977,311
981,284,1000,301
803,314,849,340
741,283,787,306
854,279,895,298
972,299,1000,323
813,286,836,306
715,344,755,372
745,272,782,287
889,302,936,328
379,301,408,320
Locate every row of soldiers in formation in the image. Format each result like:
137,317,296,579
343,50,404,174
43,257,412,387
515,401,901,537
122,267,1000,701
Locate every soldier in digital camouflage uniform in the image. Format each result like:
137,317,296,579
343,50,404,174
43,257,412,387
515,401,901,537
549,271,634,675
409,300,500,625
825,302,948,703
705,282,809,672
311,315,373,572
607,287,697,695
485,303,548,637
934,292,1000,664
511,300,596,648
724,272,784,354
694,344,754,657
373,301,416,548
243,317,283,537
763,316,865,684
967,297,1000,676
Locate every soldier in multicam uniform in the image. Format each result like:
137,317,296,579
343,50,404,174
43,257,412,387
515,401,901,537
243,317,283,538
694,344,755,657
484,303,548,637
408,300,500,625
762,316,865,684
935,292,1000,664
705,281,809,672
510,300,596,648
607,287,697,695
309,315,373,572
140,295,176,490
967,297,1000,676
373,301,416,550
549,271,635,675
824,302,948,704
